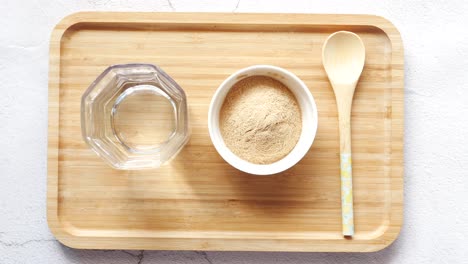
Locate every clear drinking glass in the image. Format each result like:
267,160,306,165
81,64,189,170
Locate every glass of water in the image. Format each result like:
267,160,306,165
81,64,190,170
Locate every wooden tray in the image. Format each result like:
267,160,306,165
48,12,403,252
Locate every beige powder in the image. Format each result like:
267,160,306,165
219,76,302,164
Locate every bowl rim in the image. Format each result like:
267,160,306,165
208,65,318,175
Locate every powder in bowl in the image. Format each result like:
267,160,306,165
219,76,302,164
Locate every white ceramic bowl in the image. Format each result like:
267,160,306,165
208,65,318,175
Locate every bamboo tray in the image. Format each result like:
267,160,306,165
48,12,403,252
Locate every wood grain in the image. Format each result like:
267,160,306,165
47,12,404,252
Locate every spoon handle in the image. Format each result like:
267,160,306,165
336,91,355,237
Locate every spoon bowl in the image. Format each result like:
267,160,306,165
323,31,365,86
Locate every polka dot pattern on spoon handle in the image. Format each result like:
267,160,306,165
341,153,354,236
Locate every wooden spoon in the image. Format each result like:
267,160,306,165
322,31,365,237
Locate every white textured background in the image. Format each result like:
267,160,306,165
1,0,468,263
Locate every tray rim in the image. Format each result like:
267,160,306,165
47,11,404,252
